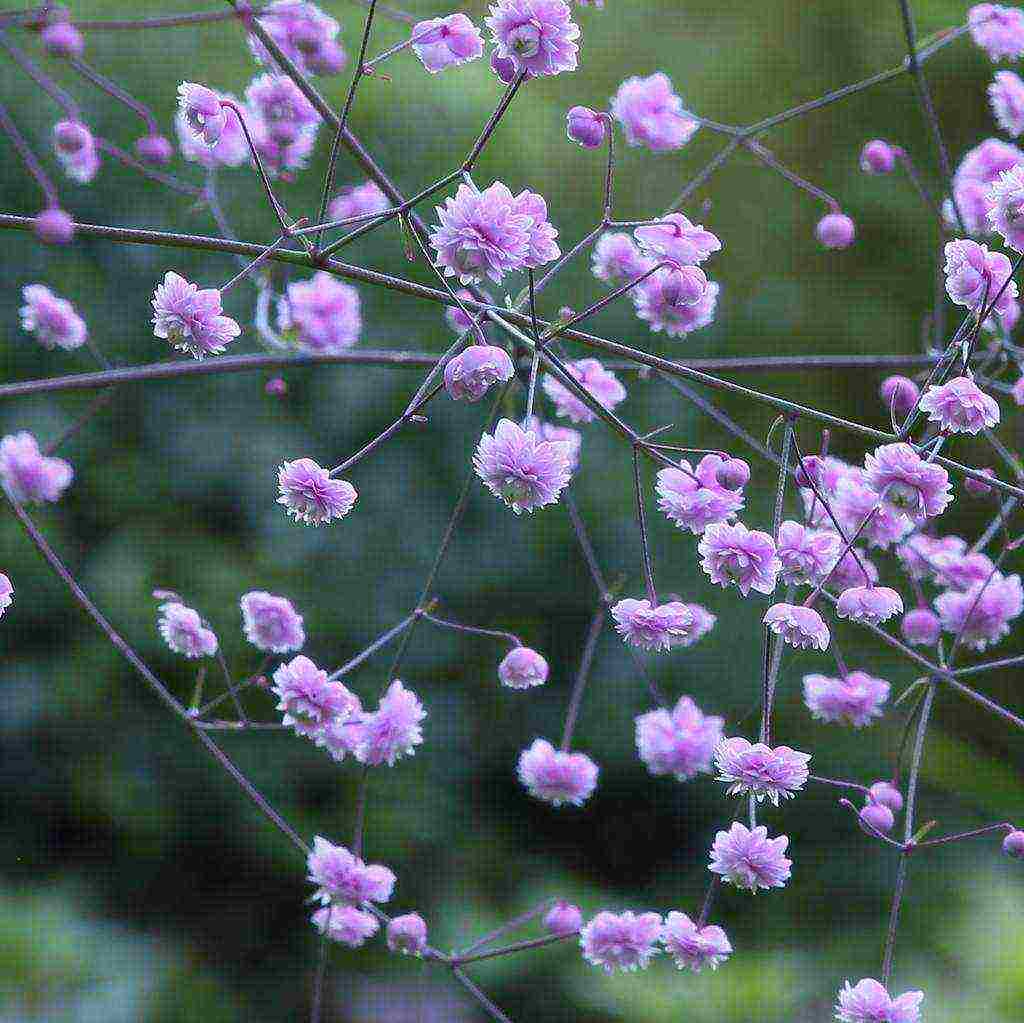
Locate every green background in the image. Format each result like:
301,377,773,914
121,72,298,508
1,1,1022,1019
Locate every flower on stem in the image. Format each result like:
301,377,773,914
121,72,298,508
272,655,359,736
934,572,1023,650
918,376,1000,434
859,139,896,175
0,573,11,618
355,680,426,766
135,134,174,166
33,208,76,246
312,905,379,946
610,73,699,151
868,781,904,813
708,822,791,892
177,82,227,146
542,358,626,423
943,238,1017,313
900,607,942,647
175,91,247,168
444,345,514,401
156,602,218,659
151,272,241,359
579,911,662,972
879,375,920,417
834,978,924,1023
633,213,721,266
633,274,719,337
864,443,953,524
518,738,598,806
52,121,99,184
250,1,346,76
987,164,1024,250
277,458,357,526
498,646,549,688
802,670,890,727
776,521,843,585
387,913,429,955
989,70,1024,136
656,456,745,535
611,598,694,651
277,273,361,354
835,585,903,624
240,591,305,653
1003,829,1024,858
474,418,573,513
328,180,389,222
969,4,1024,62
591,232,654,286
0,432,73,505
411,15,484,73
486,0,581,78
763,603,831,650
947,137,1024,232
544,901,582,935
698,521,780,596
815,212,855,250
307,835,395,906
661,912,732,972
566,106,606,149
859,801,895,834
245,73,319,145
20,284,87,351
41,19,84,58
714,737,811,805
635,695,724,780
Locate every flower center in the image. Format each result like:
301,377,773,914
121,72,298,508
508,23,541,58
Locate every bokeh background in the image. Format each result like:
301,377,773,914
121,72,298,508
2,1,1023,1019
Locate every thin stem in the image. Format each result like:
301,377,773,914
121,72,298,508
328,616,414,680
67,56,158,131
632,447,658,604
458,900,554,957
561,606,606,750
452,968,515,1023
0,100,57,205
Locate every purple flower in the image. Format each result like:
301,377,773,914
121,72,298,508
656,456,745,535
896,533,967,582
0,573,11,618
356,680,426,766
860,139,897,175
802,670,890,727
868,781,904,812
444,345,514,401
836,585,903,624
708,822,791,892
863,443,953,523
240,591,305,653
151,272,241,359
157,602,218,658
544,901,582,935
776,521,843,585
943,238,1017,312
880,375,920,416
816,212,856,250
987,165,1024,250
486,0,580,78
918,376,1000,433
634,274,719,337
135,133,174,166
175,91,248,168
272,655,359,736
579,911,662,973
835,978,924,1023
566,106,607,148
635,695,724,781
715,458,750,491
20,285,87,351
245,73,319,145
591,232,654,286
542,358,626,423
307,834,395,905
833,473,913,549
611,598,695,651
633,213,721,265
900,607,942,647
676,603,717,646
41,20,84,58
990,70,1024,136
517,738,598,806
661,912,732,972
52,120,99,184
611,73,699,151
714,737,811,805
0,432,73,505
313,700,365,763
411,15,484,73
934,572,1023,650
698,521,780,596
312,905,379,946
524,415,583,470
970,4,1024,61
387,913,429,955
328,180,390,222
34,207,75,246
1003,829,1024,858
498,646,549,689
250,1,345,76
490,49,518,83
512,188,561,267
177,82,227,146
829,547,880,590
763,603,831,651
474,418,573,513
277,272,361,353
277,458,357,525
860,802,895,833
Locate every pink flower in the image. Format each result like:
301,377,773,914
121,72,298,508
931,547,997,590
816,212,856,249
277,273,361,353
676,603,717,646
151,272,241,359
566,105,607,148
934,572,1023,650
474,418,573,513
542,358,626,423
245,73,318,145
611,598,695,651
970,4,1024,61
277,458,357,525
714,737,811,805
177,82,226,145
633,213,721,266
240,591,305,653
498,646,549,688
836,585,903,624
949,138,1024,231
411,14,484,73
900,607,942,647
860,801,895,833
776,521,843,585
708,822,791,892
135,133,173,166
987,165,1024,250
313,701,365,763
860,139,897,175
328,181,390,222
918,376,1000,433
444,345,514,401
698,521,780,596
1003,830,1024,858
896,533,966,581
355,680,426,766
544,901,582,935
633,274,719,337
272,655,359,736
990,70,1024,135
880,375,920,416
833,472,914,549
611,73,699,151
41,20,84,58
656,456,745,535
868,781,904,812
802,671,890,727
863,443,953,523
524,416,583,470
0,573,12,618
250,1,346,76
763,603,831,651
52,120,99,183
0,432,73,504
20,285,87,350
307,835,395,905
943,238,1017,312
175,91,248,168
486,0,580,78
387,913,429,955
512,188,561,267
580,911,662,972
312,905,379,946
157,602,218,658
715,458,750,491
591,232,654,285
835,978,924,1023
635,695,724,780
828,547,879,590
661,912,732,972
517,738,598,806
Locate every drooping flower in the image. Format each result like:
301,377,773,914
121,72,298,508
633,274,719,337
387,913,429,955
918,376,1000,433
151,272,241,359
776,521,843,585
498,646,549,688
517,738,598,806
816,212,855,249
566,105,607,148
934,572,1023,650
611,598,695,651
355,680,426,766
250,1,346,76
328,180,390,222
714,737,811,805
944,238,1018,314
411,14,484,73
473,418,573,513
863,443,953,523
486,0,581,78
987,164,1024,250
177,82,227,146
708,822,791,892
579,911,663,973
444,344,514,401
542,358,626,423
969,4,1024,61
175,90,248,168
990,70,1024,136
52,120,100,183
661,912,732,972
240,591,305,653
698,521,780,596
19,284,87,350
544,901,583,935
656,456,745,535
860,139,897,175
834,978,924,1023
763,603,831,651
245,72,319,146
635,696,724,781
307,835,395,906
611,73,699,151
277,458,357,525
591,231,654,285
0,432,73,504
802,670,890,727
836,585,903,624
0,573,11,619
634,213,721,266
277,272,361,353
900,607,942,647
157,602,218,658
715,458,750,491
272,656,359,736
312,905,379,946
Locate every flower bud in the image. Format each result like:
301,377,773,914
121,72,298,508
33,207,75,245
1003,829,1024,859
715,457,750,491
900,607,941,647
544,901,583,935
135,134,174,166
816,212,855,250
880,375,920,417
41,21,84,58
964,468,995,497
860,139,897,175
860,802,895,834
868,781,904,813
566,106,606,149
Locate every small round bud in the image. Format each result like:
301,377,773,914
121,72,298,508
880,375,920,417
41,21,84,58
265,377,288,396
386,913,428,955
498,646,549,689
715,457,750,491
794,454,823,489
868,781,904,813
860,802,895,834
33,207,75,245
543,901,583,935
964,468,995,498
860,139,897,175
558,305,575,321
134,134,174,166
1003,829,1024,859
900,607,941,647
52,120,91,155
566,106,606,149
816,212,855,250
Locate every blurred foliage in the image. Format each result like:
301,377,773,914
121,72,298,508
2,0,1023,1019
